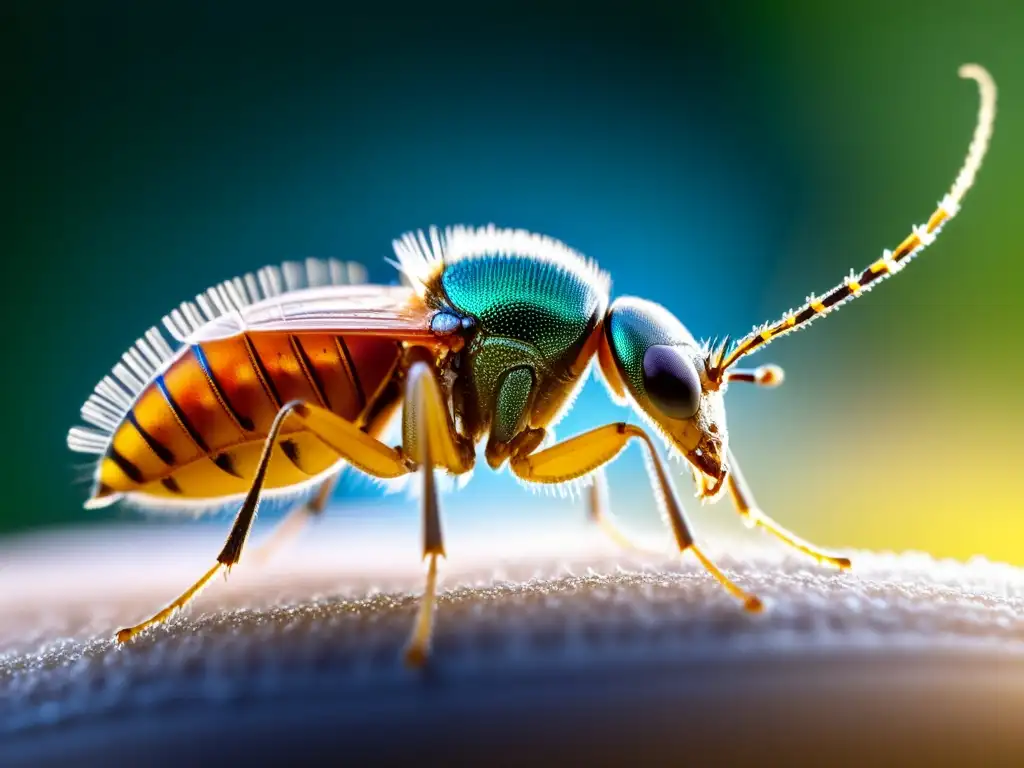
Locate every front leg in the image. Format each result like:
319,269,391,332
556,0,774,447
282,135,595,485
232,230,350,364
510,423,762,611
506,428,652,553
725,449,851,570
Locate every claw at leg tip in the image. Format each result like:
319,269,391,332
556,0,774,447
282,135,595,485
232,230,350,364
404,645,429,669
744,595,765,613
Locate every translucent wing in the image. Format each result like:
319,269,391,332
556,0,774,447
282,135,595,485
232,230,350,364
191,284,439,342
68,259,443,459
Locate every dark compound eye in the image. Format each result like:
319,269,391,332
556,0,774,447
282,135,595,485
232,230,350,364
641,344,702,419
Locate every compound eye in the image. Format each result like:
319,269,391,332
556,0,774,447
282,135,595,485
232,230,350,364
641,344,702,419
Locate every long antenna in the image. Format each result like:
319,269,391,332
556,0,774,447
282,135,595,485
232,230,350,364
710,64,998,378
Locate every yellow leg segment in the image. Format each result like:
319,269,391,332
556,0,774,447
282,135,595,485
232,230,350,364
511,422,762,612
114,400,413,644
726,449,851,570
401,354,474,667
115,563,224,643
586,467,661,556
405,553,440,667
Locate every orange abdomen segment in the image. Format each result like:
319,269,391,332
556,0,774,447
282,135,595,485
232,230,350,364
93,331,401,503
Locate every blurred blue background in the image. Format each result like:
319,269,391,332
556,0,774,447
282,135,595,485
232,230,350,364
5,1,1022,562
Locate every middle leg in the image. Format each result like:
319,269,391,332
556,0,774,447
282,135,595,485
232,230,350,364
400,349,475,667
114,400,412,643
248,470,342,567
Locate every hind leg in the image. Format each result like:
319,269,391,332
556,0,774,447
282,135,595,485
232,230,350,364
247,471,342,567
115,350,475,670
725,449,851,569
114,401,411,643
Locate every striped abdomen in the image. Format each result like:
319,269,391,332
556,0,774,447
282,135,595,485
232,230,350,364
90,331,401,506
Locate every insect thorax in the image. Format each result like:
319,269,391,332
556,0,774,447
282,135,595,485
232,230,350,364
425,254,608,459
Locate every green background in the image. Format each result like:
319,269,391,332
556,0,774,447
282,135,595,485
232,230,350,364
6,1,1023,562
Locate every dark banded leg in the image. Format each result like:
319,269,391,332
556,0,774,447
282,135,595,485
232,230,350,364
725,449,851,570
511,423,762,611
248,470,342,567
114,400,411,644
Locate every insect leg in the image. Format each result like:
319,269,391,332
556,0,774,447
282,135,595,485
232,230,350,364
114,401,411,643
400,351,474,667
510,423,762,611
585,467,661,555
248,470,342,567
725,364,784,387
725,448,851,570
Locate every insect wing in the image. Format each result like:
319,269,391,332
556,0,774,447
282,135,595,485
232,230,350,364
192,284,441,342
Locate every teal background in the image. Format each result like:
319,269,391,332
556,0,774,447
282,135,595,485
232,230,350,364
6,2,1023,562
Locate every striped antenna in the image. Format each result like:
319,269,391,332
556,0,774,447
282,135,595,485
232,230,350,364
710,64,997,379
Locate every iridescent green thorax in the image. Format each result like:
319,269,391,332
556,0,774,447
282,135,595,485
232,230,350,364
440,256,605,364
429,253,608,453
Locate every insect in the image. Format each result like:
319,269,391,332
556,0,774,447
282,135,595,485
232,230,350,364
67,65,995,666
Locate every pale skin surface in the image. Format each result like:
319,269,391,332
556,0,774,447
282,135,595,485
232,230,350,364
5,525,1024,767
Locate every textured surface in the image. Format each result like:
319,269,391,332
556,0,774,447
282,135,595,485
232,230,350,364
2,517,1024,766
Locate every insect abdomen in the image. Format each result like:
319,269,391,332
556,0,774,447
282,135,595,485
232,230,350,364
90,331,401,506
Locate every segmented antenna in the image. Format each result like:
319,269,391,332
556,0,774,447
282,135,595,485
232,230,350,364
710,64,997,379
